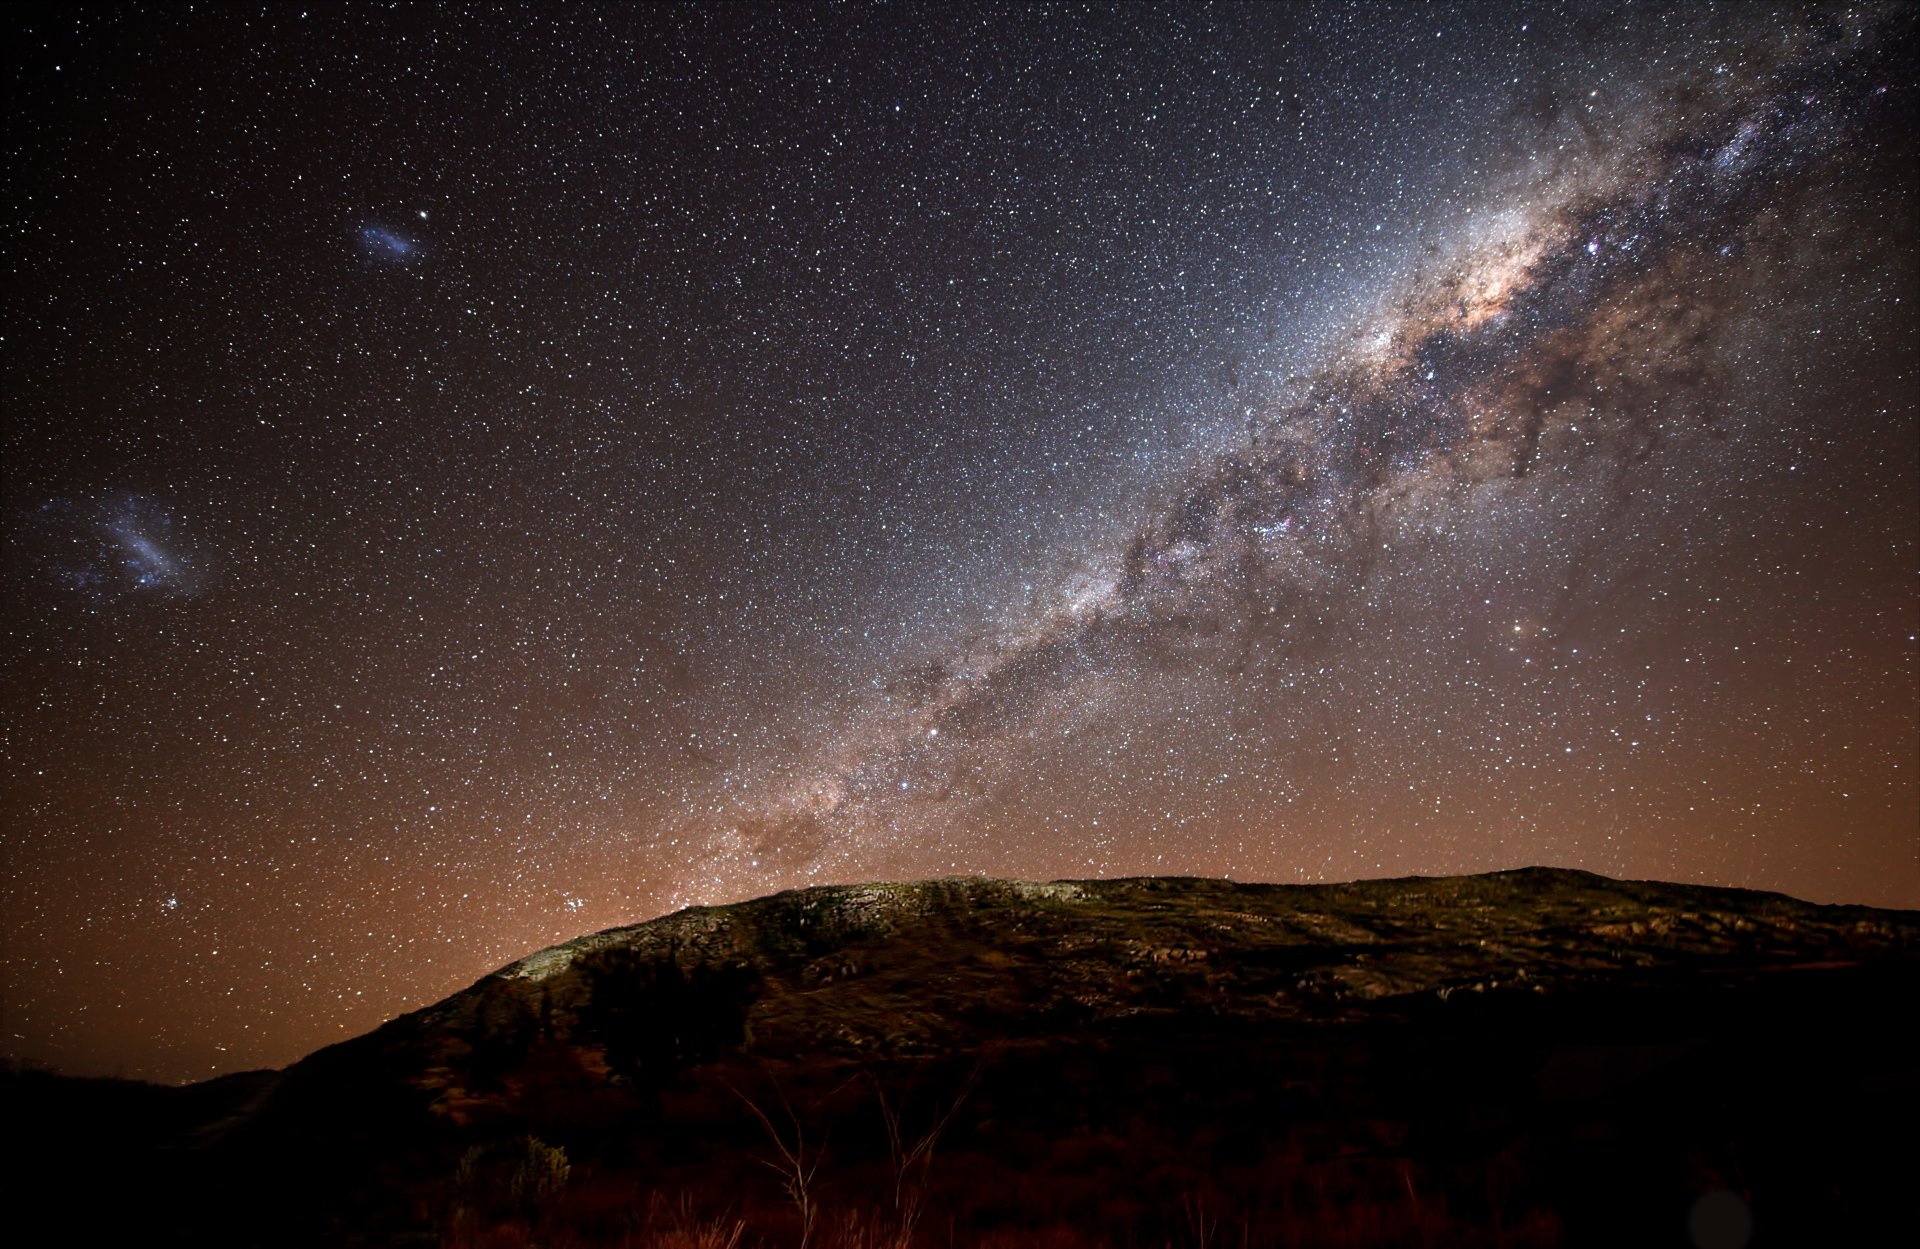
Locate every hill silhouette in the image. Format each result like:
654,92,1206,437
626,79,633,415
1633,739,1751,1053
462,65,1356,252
8,868,1915,1246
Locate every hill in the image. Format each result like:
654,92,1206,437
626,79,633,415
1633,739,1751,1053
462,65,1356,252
8,868,1917,1247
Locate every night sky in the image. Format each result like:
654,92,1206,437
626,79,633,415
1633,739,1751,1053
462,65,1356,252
4,3,1915,1083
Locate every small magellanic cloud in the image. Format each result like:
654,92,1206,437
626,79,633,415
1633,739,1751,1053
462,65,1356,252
358,223,420,264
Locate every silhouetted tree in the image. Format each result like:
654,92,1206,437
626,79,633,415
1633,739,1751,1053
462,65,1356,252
575,946,759,1088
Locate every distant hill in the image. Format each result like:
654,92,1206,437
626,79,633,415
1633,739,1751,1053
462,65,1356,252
10,868,1916,1247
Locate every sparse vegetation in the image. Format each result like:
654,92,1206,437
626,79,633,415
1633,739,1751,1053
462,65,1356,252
733,1077,825,1249
868,1059,980,1243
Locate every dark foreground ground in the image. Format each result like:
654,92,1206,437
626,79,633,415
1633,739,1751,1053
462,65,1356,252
7,868,1917,1247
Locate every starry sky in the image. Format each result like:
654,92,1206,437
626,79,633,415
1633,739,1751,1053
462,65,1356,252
4,3,1915,1083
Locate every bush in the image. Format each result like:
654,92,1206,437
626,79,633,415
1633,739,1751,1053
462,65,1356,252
447,1134,571,1244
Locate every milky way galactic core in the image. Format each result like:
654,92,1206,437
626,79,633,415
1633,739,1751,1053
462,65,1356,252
3,3,1915,1081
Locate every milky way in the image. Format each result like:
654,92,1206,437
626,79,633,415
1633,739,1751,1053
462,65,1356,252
3,3,1914,1082
677,9,1917,903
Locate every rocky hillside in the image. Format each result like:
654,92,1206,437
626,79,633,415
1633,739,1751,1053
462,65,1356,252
12,868,1917,1247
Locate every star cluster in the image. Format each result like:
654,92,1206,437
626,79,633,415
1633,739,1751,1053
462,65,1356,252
3,3,1915,1082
